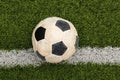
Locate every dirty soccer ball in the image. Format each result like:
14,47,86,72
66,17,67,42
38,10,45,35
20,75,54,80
32,17,79,63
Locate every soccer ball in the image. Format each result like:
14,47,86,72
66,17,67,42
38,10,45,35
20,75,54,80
32,17,79,63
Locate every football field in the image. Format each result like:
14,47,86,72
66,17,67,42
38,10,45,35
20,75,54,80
0,0,120,80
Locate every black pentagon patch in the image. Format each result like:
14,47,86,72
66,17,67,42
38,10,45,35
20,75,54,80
35,27,46,41
36,51,45,60
74,36,79,49
55,20,70,31
52,41,67,56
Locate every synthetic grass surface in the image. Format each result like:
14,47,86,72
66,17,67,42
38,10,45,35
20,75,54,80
0,63,120,80
0,0,120,49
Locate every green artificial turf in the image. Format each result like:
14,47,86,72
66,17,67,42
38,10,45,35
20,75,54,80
0,0,120,49
0,63,120,80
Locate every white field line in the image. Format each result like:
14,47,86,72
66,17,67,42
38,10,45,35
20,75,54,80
0,47,120,66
